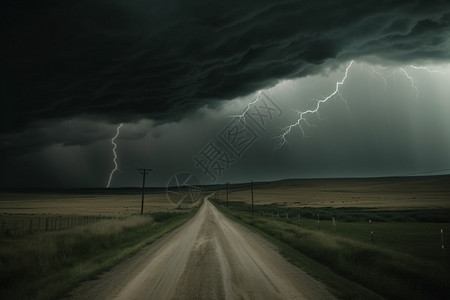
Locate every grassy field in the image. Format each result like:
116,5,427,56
0,190,200,299
213,175,450,299
0,176,448,299
0,190,177,216
219,175,450,209
0,208,198,299
0,190,192,237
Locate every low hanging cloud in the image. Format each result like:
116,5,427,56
1,0,450,135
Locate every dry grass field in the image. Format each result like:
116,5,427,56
0,191,176,217
225,175,450,209
1,175,448,218
0,176,448,299
211,175,450,299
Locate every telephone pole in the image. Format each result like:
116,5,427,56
137,169,152,215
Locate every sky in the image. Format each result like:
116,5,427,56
1,0,450,188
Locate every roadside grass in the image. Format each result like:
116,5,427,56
220,201,450,223
215,201,450,299
0,209,197,300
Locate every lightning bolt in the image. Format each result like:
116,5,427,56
275,60,354,149
230,90,263,123
410,65,444,74
368,66,388,90
106,123,123,188
273,62,443,150
399,67,419,101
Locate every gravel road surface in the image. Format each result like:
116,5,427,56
67,197,336,299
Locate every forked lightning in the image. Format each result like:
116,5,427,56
107,123,123,188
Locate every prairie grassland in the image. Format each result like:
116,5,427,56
213,176,450,299
222,175,450,209
0,192,176,216
0,189,200,299
0,208,197,300
217,202,450,299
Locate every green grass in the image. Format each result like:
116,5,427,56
219,201,450,223
215,201,450,299
0,209,197,300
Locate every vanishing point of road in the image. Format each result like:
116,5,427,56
68,196,336,300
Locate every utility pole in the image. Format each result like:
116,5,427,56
251,180,254,216
226,183,229,209
137,169,152,215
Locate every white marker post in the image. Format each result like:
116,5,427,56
317,214,320,230
369,220,374,245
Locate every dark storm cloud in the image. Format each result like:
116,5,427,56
0,118,154,155
1,0,450,136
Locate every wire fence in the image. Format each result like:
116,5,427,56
0,215,112,237
211,183,449,261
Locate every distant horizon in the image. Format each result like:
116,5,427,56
2,172,449,191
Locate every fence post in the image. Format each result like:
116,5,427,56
441,229,445,259
317,214,320,229
45,217,49,232
29,219,33,234
332,217,336,232
37,218,41,232
1,220,4,236
369,220,374,245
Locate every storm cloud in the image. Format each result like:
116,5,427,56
1,0,450,135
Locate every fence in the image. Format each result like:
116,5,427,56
211,183,449,261
0,215,110,237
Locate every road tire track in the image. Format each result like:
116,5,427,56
67,196,336,299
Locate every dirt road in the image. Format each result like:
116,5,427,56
68,197,335,300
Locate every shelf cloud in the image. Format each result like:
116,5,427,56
1,0,449,134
